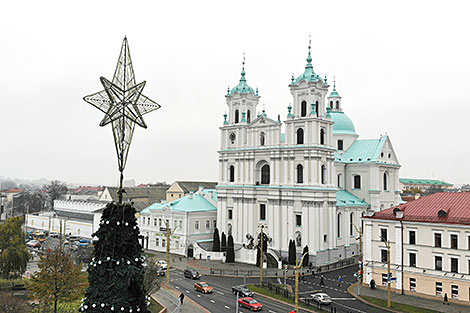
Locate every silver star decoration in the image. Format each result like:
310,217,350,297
83,37,160,176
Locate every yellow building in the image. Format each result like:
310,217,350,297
363,192,470,305
166,181,217,202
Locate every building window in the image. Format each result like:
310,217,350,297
320,129,325,145
195,220,199,230
451,285,459,299
229,165,235,182
228,209,233,220
381,249,388,263
337,213,342,238
235,110,239,123
261,164,270,184
154,218,157,226
324,234,327,242
247,110,251,123
451,234,458,249
435,282,443,296
381,273,387,286
259,204,266,220
260,132,265,146
301,100,307,117
409,230,416,245
337,140,343,151
336,101,339,109
468,236,470,250
329,101,333,109
175,241,179,248
451,258,459,273
353,175,361,189
179,220,183,228
383,172,388,191
159,219,162,227
296,128,304,144
162,239,166,247
434,233,442,247
409,253,416,267
337,174,342,188
435,256,443,271
296,214,301,227
380,228,388,242
156,238,159,246
350,212,354,236
321,165,326,184
410,278,416,291
205,220,210,229
296,164,303,183
213,220,217,229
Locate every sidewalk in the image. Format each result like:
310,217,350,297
152,286,209,313
349,283,470,313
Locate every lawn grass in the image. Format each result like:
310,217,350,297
0,277,25,288
361,295,440,313
247,284,314,310
148,297,164,313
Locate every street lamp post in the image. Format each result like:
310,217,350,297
259,224,265,285
380,235,392,308
294,252,309,313
353,224,363,295
163,219,179,288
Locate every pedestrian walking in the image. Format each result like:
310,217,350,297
320,275,325,288
337,275,342,287
443,293,448,305
179,292,184,304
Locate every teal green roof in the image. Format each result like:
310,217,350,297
141,191,217,214
335,136,388,163
294,50,324,85
399,178,452,186
229,65,255,96
336,190,369,207
329,81,340,98
202,189,218,202
330,111,356,135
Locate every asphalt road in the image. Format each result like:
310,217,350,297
169,269,309,313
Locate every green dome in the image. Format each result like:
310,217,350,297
330,111,356,135
229,66,255,96
294,50,324,85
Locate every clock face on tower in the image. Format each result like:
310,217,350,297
229,133,236,142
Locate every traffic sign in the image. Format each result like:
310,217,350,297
159,227,168,232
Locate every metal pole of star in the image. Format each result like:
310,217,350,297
84,37,161,204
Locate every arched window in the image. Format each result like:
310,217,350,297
235,110,239,123
337,213,342,238
261,164,270,184
320,129,325,145
337,140,343,151
260,132,265,146
350,212,354,236
229,165,235,182
316,101,319,116
321,165,327,184
301,101,307,117
247,110,251,123
383,172,388,191
337,174,342,188
296,128,304,144
336,100,339,109
297,164,303,183
330,101,333,108
353,175,361,189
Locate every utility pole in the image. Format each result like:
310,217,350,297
380,235,392,308
259,224,264,285
294,252,309,313
166,220,170,287
353,224,363,295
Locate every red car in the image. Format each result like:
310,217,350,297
238,297,262,311
194,282,213,294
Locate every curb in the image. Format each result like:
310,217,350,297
251,290,319,313
150,294,167,313
347,283,399,313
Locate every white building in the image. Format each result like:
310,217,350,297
139,188,218,257
216,45,401,266
363,192,470,305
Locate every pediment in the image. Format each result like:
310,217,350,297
248,115,280,128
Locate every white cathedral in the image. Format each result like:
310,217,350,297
216,46,401,266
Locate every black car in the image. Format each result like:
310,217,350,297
232,285,254,298
184,269,200,279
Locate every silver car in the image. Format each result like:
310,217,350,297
311,292,332,305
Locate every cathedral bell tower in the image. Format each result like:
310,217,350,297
327,79,342,112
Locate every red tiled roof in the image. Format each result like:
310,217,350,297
365,192,470,225
4,188,24,193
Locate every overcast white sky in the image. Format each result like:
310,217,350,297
1,0,469,186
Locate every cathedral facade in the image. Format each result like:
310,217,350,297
216,47,401,266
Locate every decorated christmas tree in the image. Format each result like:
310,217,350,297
81,37,161,313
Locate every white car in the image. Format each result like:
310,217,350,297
310,292,332,305
156,260,167,270
27,240,41,248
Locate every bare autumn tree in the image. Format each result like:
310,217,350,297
42,180,68,210
142,261,162,296
26,248,88,313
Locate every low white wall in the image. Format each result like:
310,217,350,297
26,214,94,238
193,242,225,261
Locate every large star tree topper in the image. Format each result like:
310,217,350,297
84,37,160,203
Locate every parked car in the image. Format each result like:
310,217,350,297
310,292,332,305
27,240,41,248
68,235,80,241
232,285,254,298
49,232,60,238
184,269,200,279
156,260,167,270
194,282,213,294
238,297,263,311
156,268,166,276
79,238,91,247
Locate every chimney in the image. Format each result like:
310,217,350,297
189,192,194,199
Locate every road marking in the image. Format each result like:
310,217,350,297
332,301,367,313
332,298,356,301
269,310,277,313
217,291,224,295
210,299,215,303
224,305,230,309
185,290,190,293
175,286,179,289
197,295,201,298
